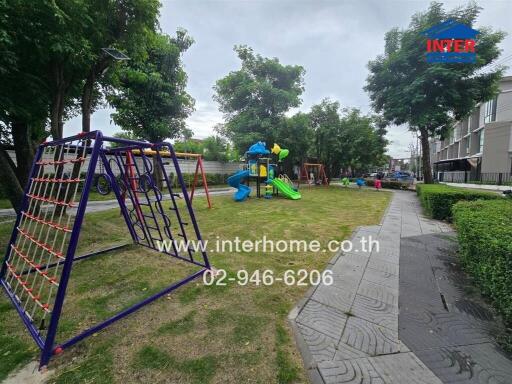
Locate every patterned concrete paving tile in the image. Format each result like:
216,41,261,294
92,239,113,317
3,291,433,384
357,280,398,307
369,352,443,384
296,323,337,363
311,284,357,313
449,298,496,323
401,236,429,251
362,268,399,291
296,299,348,340
331,275,363,291
318,357,384,384
419,222,443,235
357,225,382,234
398,283,445,311
370,248,400,265
399,308,493,351
335,253,369,269
414,343,512,384
331,258,366,276
350,294,398,332
333,342,372,361
399,265,438,290
375,233,400,244
339,316,402,356
366,258,399,276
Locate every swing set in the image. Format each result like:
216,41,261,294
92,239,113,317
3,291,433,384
0,131,211,368
98,149,212,209
299,163,329,186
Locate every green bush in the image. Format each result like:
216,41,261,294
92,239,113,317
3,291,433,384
453,200,512,324
364,178,407,190
416,184,499,220
177,173,229,187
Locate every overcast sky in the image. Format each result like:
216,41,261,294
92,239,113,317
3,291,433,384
65,0,512,158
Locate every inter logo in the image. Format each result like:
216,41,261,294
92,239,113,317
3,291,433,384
422,19,479,63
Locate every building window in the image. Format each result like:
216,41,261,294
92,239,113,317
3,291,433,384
465,135,470,154
478,129,485,153
484,97,497,123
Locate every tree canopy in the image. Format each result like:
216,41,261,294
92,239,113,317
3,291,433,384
365,1,505,182
108,30,195,143
214,45,305,151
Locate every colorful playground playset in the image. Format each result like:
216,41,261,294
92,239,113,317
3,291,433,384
227,142,301,202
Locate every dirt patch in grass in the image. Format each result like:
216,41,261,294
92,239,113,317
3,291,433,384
0,187,391,382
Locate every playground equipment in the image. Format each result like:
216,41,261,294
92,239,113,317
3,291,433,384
0,131,210,368
227,170,251,202
299,163,329,186
128,149,212,209
227,142,301,201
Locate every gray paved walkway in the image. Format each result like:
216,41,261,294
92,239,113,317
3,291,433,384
289,190,510,383
400,231,512,383
0,188,234,217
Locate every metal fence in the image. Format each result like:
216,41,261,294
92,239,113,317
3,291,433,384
438,171,512,186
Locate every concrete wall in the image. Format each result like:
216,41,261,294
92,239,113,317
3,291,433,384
496,79,512,122
6,149,244,177
481,121,512,173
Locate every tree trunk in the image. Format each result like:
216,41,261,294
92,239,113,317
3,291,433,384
0,147,24,213
50,63,67,139
50,93,62,139
82,59,111,133
11,121,35,186
152,156,164,191
81,72,94,133
419,128,433,184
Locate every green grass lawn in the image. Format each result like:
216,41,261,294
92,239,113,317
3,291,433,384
0,187,391,383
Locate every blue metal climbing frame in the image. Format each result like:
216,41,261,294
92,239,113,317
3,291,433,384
0,131,210,368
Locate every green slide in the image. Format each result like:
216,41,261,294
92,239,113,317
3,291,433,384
270,178,301,200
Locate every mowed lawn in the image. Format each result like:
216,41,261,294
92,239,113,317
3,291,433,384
0,187,390,383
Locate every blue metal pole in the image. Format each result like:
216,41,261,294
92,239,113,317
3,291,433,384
20,244,131,276
1,280,45,349
163,142,211,269
57,268,206,351
39,131,104,368
99,150,138,243
154,147,193,260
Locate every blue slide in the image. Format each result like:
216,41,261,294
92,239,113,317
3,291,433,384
227,170,251,201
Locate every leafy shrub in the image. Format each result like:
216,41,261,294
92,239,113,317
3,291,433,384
364,178,407,190
416,184,499,220
178,173,229,187
453,200,512,324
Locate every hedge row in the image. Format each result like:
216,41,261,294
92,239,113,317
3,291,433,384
416,183,499,220
364,178,407,190
453,200,512,324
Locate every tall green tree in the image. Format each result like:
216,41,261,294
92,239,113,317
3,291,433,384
202,136,228,162
80,0,160,133
108,30,195,187
0,0,160,211
277,112,312,168
214,46,305,152
365,2,505,183
308,99,387,177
